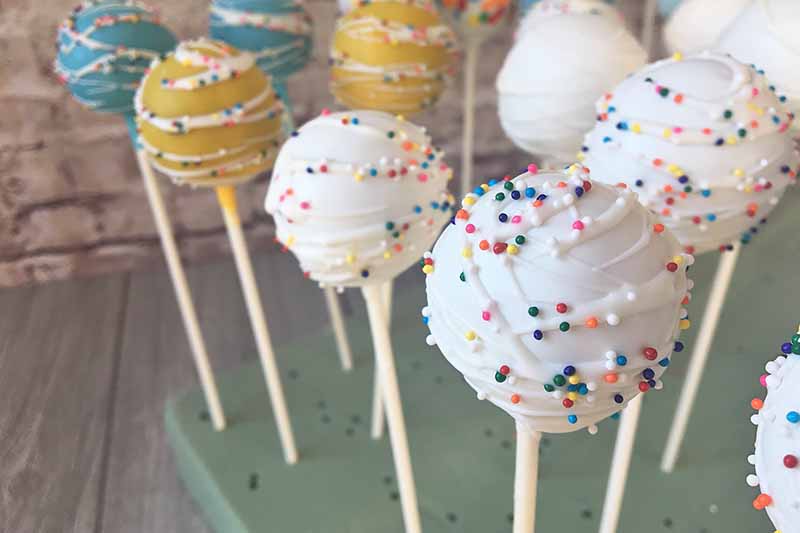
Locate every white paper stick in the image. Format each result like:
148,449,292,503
641,0,659,58
216,186,299,465
370,280,394,439
513,424,542,533
460,40,479,198
661,245,741,473
598,394,644,533
136,150,226,431
362,284,421,533
323,287,354,372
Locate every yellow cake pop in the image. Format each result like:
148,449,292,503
136,38,284,187
330,0,459,115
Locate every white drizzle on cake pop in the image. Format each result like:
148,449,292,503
265,110,454,287
423,165,692,434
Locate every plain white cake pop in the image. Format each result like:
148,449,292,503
580,52,798,255
496,0,646,165
662,0,750,55
265,110,454,287
423,164,692,434
748,347,800,533
716,0,800,133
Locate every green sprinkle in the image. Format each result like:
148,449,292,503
527,306,539,317
559,321,570,332
553,375,566,387
495,192,505,201
515,235,526,245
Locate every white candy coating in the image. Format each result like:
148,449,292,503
424,165,691,434
581,52,798,255
716,0,800,133
662,0,750,55
749,353,800,533
265,110,453,287
496,0,646,165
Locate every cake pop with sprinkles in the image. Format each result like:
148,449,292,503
580,52,799,255
747,333,800,533
435,0,511,43
496,0,646,166
423,164,692,434
662,0,750,56
716,0,800,133
55,0,177,114
329,0,459,116
266,109,454,286
209,0,313,90
135,38,284,187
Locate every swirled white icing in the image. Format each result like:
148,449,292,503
748,352,800,533
716,0,800,133
265,110,454,287
662,0,750,56
496,0,646,165
581,52,798,255
423,165,692,434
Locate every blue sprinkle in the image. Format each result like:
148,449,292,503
422,316,429,325
575,186,584,197
787,411,800,423
647,379,657,387
567,384,578,392
421,162,429,169
635,179,644,187
369,168,378,176
616,122,628,131
678,175,689,184
642,368,655,380
488,179,498,186
578,384,588,395
611,412,621,420
533,330,543,341
616,355,628,366
352,117,359,125
782,342,793,354
567,415,578,424
431,202,440,209
602,136,613,143
525,187,536,198
658,358,670,367
614,394,624,404
701,189,711,197
360,270,369,278
715,138,724,146
707,214,717,222
306,167,314,174
498,213,509,223
563,365,576,376
474,187,485,196
536,194,548,201
511,190,521,200
413,205,422,214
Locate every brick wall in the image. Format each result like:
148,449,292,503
0,0,651,287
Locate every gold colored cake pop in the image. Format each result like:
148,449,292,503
136,38,284,187
330,0,459,115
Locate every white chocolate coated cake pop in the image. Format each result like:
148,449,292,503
662,0,750,55
423,165,692,434
748,340,800,533
265,110,454,287
716,0,800,133
581,52,799,255
496,0,646,165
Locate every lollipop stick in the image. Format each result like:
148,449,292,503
460,40,479,198
362,284,421,533
513,424,542,533
661,245,741,473
641,0,659,58
323,287,354,372
598,394,645,533
370,280,394,439
215,185,299,465
135,149,226,431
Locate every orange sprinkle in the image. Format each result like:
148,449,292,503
402,141,414,151
533,200,543,207
557,181,567,188
653,158,664,167
653,223,665,233
604,373,619,384
751,398,764,410
479,240,490,251
455,209,469,220
661,208,671,216
585,317,598,328
673,94,684,104
510,394,521,404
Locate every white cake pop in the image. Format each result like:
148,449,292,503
716,0,800,133
580,52,798,255
265,110,454,287
662,0,750,55
748,340,800,533
496,0,646,165
423,164,692,433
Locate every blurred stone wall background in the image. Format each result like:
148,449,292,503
0,0,651,287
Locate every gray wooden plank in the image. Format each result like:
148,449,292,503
100,248,349,533
0,274,127,533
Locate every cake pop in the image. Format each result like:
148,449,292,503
329,0,459,116
266,109,454,533
496,0,646,167
424,164,691,532
748,337,800,533
137,38,298,464
210,0,355,373
716,0,800,134
436,0,511,196
55,1,230,432
663,0,750,55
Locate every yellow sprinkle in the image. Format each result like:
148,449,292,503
422,264,434,274
680,319,691,330
354,172,364,182
463,196,476,206
345,254,356,265
576,153,586,162
507,244,519,255
465,331,477,341
567,163,579,174
568,375,580,385
396,114,406,122
567,392,578,401
480,184,489,192
461,247,473,258
726,135,737,145
744,185,753,193
631,123,642,134
663,129,672,139
667,164,679,173
733,168,745,177
383,251,392,259
285,235,295,247
672,51,683,61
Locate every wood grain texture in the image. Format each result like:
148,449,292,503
100,249,354,533
0,274,127,533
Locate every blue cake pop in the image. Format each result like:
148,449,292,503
55,0,177,115
209,0,313,83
